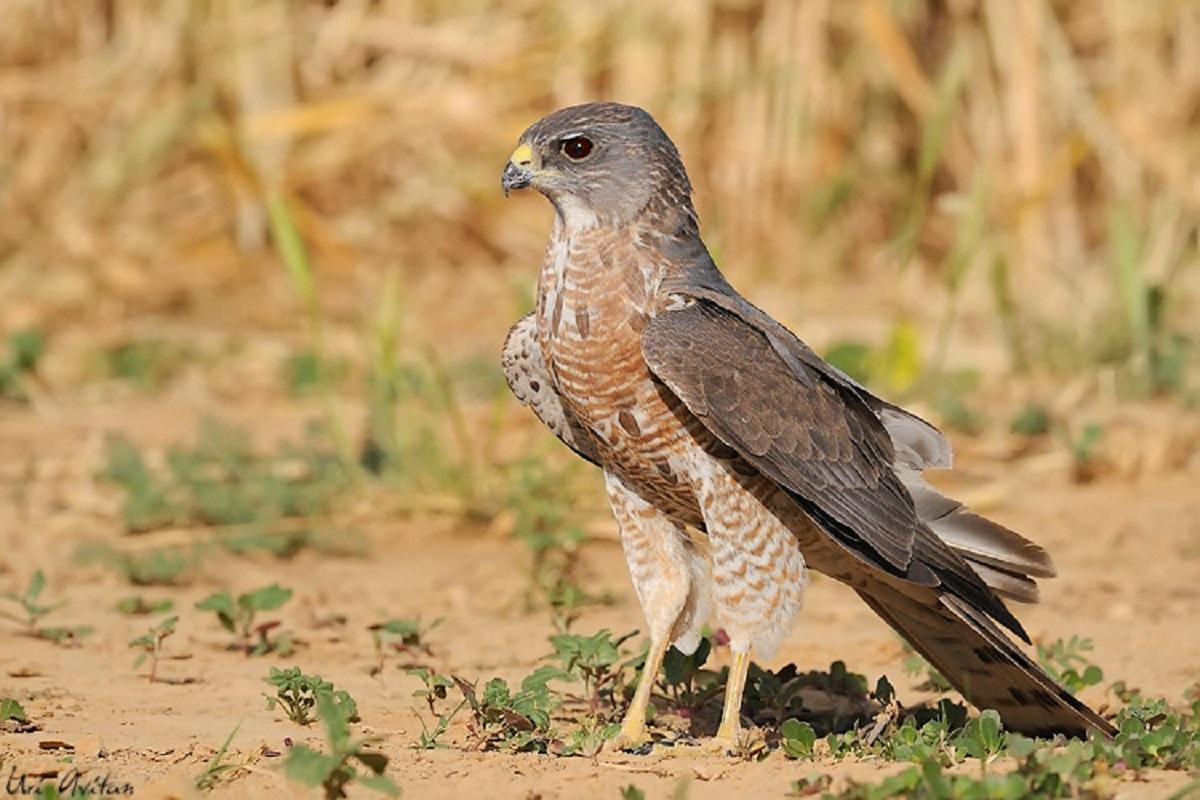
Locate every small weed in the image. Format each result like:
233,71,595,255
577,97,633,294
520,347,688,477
196,584,294,656
545,629,637,716
823,323,923,397
409,667,464,750
76,541,199,586
0,328,44,402
931,368,984,435
0,571,90,646
116,595,175,615
195,724,246,792
265,666,359,726
1065,424,1105,482
780,718,819,758
1010,403,1051,437
0,571,63,633
561,715,620,757
789,774,833,796
104,338,189,389
1,697,28,722
1037,636,1104,695
100,418,352,536
506,456,597,623
822,695,1200,798
283,691,398,799
368,617,440,674
744,660,873,734
284,350,347,397
128,616,179,683
657,637,720,714
620,786,646,800
454,672,559,753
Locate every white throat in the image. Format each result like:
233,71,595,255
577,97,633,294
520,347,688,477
552,193,600,234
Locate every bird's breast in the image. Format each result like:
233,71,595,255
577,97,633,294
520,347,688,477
535,229,701,523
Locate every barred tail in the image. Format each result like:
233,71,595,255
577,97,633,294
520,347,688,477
858,584,1116,738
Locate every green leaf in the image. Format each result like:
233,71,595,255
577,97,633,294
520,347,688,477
521,665,572,692
284,744,338,787
1,697,28,722
780,718,817,758
27,570,46,601
195,592,237,632
356,772,401,797
239,583,293,612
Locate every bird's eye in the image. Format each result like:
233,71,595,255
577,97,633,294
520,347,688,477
561,136,594,160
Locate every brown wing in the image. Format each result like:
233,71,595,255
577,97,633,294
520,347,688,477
642,300,921,572
642,298,1028,642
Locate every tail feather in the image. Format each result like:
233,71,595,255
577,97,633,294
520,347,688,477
858,584,1115,738
901,471,1056,602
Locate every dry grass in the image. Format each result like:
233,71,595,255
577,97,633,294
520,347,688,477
0,0,1197,391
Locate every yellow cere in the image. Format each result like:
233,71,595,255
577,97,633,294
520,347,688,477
509,143,534,166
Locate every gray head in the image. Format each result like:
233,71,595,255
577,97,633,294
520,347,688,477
501,102,695,230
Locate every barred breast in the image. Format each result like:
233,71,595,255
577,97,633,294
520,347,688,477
536,224,705,526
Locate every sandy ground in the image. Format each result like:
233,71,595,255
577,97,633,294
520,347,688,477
1,264,1199,799
1,382,1199,800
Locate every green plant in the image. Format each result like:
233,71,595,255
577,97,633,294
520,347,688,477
1065,424,1105,482
368,617,440,674
0,571,63,633
195,724,245,792
620,785,646,800
454,673,559,753
781,718,818,759
196,584,294,656
657,637,716,711
99,419,352,535
104,338,190,389
0,328,44,401
545,629,637,715
128,615,178,682
744,660,873,734
1,697,28,722
265,666,359,727
116,595,175,615
1037,636,1104,695
505,456,596,622
0,571,90,646
284,350,347,397
562,714,620,757
283,692,398,799
408,667,464,750
1010,403,1051,437
76,542,198,586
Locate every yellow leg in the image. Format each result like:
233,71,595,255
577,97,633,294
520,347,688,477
612,637,670,749
713,649,751,746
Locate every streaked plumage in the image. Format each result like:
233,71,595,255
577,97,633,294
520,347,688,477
500,101,1114,745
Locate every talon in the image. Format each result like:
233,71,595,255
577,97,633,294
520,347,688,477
610,723,651,751
705,731,739,755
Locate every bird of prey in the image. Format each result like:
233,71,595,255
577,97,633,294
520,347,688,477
499,101,1114,749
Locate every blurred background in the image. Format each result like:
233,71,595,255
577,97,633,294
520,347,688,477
1,0,1198,563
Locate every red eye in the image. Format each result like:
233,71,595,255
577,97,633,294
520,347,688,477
561,136,593,160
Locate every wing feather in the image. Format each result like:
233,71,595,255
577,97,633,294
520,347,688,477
642,298,1029,641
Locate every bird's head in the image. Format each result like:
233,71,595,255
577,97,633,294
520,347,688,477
501,102,694,231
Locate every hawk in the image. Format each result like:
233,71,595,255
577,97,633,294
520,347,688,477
499,101,1113,748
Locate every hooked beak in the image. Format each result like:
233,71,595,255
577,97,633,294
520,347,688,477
501,143,535,197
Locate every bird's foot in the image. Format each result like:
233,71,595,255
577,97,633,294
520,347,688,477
609,718,652,752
